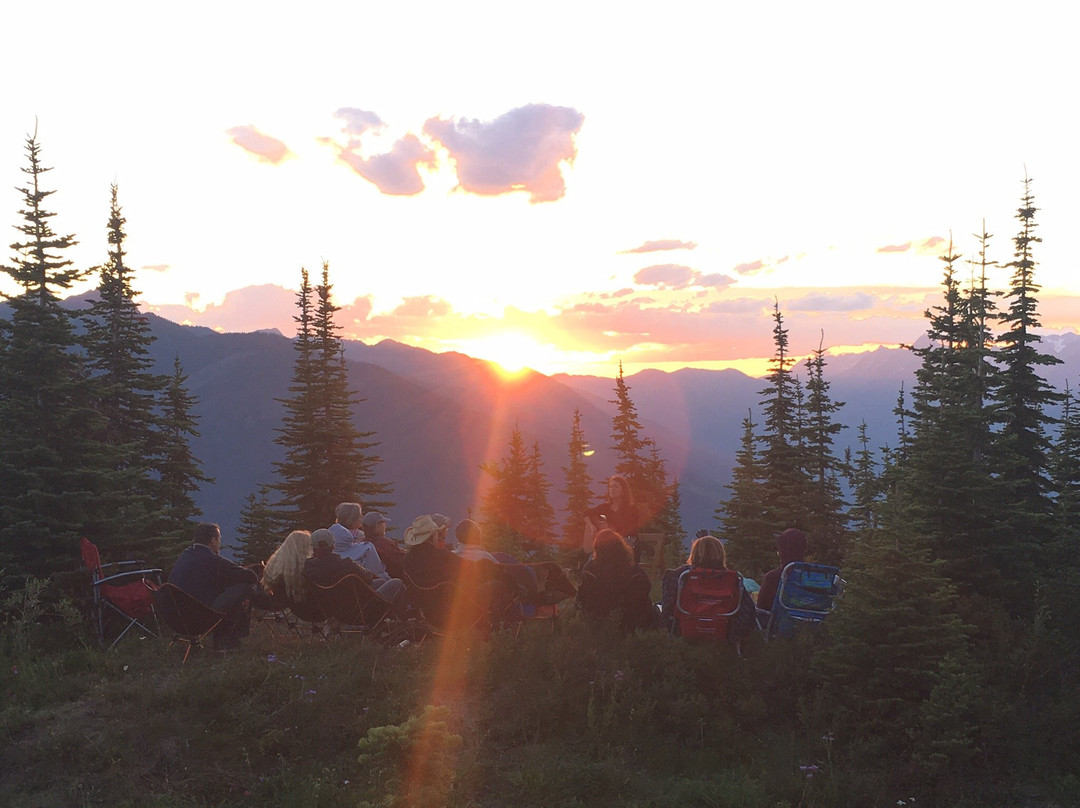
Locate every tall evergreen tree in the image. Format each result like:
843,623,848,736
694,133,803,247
757,300,813,531
234,485,284,566
80,184,167,549
272,263,392,529
559,407,594,548
524,440,556,542
481,423,533,537
609,362,668,527
718,411,773,580
156,356,211,555
990,177,1061,563
0,131,108,575
845,421,881,539
1050,381,1080,539
800,334,847,565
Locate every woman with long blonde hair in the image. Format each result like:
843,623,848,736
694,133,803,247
261,530,313,603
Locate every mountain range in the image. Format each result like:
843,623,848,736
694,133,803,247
7,297,1080,552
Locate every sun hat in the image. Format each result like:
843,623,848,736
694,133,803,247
403,515,440,547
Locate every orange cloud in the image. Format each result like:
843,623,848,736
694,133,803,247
619,239,697,254
226,125,293,164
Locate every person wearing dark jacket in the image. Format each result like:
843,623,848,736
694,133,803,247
661,534,756,639
755,528,808,613
402,514,516,631
304,529,405,607
169,522,259,651
577,529,658,631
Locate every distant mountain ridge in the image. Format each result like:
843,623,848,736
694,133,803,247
5,296,1080,551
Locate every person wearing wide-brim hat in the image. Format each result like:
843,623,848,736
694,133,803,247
402,514,516,632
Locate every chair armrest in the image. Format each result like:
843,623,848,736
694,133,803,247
95,568,163,587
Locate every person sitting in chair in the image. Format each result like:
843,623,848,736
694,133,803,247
756,528,807,613
304,529,405,608
168,522,259,651
576,529,658,631
402,514,517,630
660,534,756,639
328,502,390,581
362,511,406,580
260,530,312,606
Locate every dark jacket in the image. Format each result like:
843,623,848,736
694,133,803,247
403,541,502,589
303,552,374,588
757,528,807,613
372,536,407,580
584,501,643,539
577,557,657,631
169,543,258,608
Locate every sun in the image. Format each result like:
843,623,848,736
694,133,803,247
457,332,561,377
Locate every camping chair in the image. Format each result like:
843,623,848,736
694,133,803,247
401,568,490,638
673,567,745,641
759,562,843,640
285,594,330,640
514,563,576,634
145,580,225,664
311,575,394,641
79,537,162,649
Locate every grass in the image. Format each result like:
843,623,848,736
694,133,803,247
2,589,1078,808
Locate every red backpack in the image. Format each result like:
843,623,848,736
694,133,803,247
674,567,744,641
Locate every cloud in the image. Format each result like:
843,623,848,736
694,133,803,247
141,264,170,273
787,291,875,312
915,235,947,255
877,242,911,253
697,273,737,289
334,107,385,137
619,239,698,254
392,295,452,318
634,264,696,289
225,125,293,164
334,134,436,196
734,260,766,275
704,297,772,314
423,103,584,203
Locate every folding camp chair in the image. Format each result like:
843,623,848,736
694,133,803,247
514,563,576,634
759,562,843,640
673,567,745,641
401,568,490,639
79,537,162,649
145,580,226,664
311,574,394,641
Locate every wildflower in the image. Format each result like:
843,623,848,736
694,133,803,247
267,654,278,663
614,670,625,681
821,733,834,743
799,764,820,779
123,665,129,672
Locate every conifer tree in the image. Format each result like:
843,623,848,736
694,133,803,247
156,356,211,553
800,334,847,565
80,184,167,549
718,411,773,579
757,301,813,531
559,407,593,548
234,485,284,566
523,440,556,542
272,263,392,529
1050,381,1080,539
0,131,109,575
990,177,1061,565
481,423,532,536
609,362,668,527
845,421,880,538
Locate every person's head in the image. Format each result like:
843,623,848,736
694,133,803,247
404,515,441,549
263,530,312,601
311,528,336,559
362,511,387,538
335,502,363,531
688,534,726,568
455,518,482,546
193,522,222,553
592,528,634,570
607,475,633,508
695,529,710,539
776,528,807,566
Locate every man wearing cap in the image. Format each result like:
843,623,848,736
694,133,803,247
328,502,390,581
363,511,406,580
304,529,405,607
168,522,259,651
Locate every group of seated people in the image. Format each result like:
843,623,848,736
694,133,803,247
165,486,815,652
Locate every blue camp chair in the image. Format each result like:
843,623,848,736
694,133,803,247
759,562,843,639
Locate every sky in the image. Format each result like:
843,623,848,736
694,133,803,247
2,1,1079,377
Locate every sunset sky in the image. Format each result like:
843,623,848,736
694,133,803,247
2,2,1078,376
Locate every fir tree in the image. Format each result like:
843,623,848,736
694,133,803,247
0,131,109,575
523,440,556,542
1050,381,1080,541
559,407,594,548
481,423,532,537
609,362,668,527
845,421,880,538
156,356,211,555
272,263,392,529
80,184,167,549
990,176,1061,565
234,485,284,566
718,411,773,580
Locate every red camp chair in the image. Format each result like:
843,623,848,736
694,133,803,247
79,537,162,649
673,567,745,641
